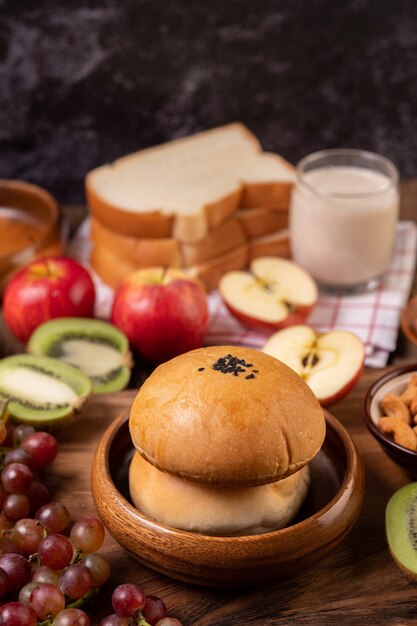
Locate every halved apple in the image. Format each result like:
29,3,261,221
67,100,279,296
263,325,365,406
219,257,318,331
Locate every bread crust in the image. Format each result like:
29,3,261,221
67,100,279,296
130,346,326,487
249,230,291,261
181,218,247,266
187,245,248,292
129,452,310,535
237,208,289,238
91,217,182,267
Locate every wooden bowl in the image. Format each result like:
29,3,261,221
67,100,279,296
91,410,364,587
401,296,417,348
362,364,417,478
0,180,62,293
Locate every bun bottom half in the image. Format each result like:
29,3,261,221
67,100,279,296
129,452,310,536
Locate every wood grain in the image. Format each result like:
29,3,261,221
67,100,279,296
0,182,416,623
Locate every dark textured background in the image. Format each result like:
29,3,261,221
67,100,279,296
1,0,417,203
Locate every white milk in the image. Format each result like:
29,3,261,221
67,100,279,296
290,166,399,288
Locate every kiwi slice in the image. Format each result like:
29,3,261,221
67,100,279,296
28,318,132,394
386,482,417,578
0,354,91,427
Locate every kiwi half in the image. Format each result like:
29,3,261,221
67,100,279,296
386,482,417,578
28,318,132,394
0,354,92,427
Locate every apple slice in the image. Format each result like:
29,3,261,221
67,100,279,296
263,325,364,406
219,257,318,331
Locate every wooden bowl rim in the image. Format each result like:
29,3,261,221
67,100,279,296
362,362,417,460
0,179,60,265
93,408,363,542
401,295,417,348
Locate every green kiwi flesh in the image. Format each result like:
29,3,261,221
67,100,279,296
28,318,132,394
0,354,92,427
386,482,417,578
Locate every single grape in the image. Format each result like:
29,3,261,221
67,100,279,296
59,563,93,599
38,534,74,570
0,421,7,445
21,432,58,469
142,595,167,625
70,516,105,553
3,493,31,521
18,581,39,606
4,447,33,469
82,552,111,586
0,566,8,598
36,501,70,533
30,582,66,619
31,565,61,585
0,552,31,592
111,583,146,617
97,615,129,626
155,619,183,626
2,462,34,494
26,481,51,513
52,607,91,626
13,424,35,446
12,518,45,555
0,602,37,626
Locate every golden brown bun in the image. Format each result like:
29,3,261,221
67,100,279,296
129,452,310,535
130,346,325,487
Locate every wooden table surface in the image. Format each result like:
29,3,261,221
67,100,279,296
1,181,417,625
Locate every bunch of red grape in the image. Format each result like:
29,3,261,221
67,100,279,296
0,424,183,626
98,583,182,626
0,424,58,525
0,423,110,625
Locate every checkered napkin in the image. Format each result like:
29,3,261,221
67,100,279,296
68,220,417,368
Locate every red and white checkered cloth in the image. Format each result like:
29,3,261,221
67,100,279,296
69,220,417,368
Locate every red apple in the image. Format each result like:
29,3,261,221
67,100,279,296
3,257,95,343
219,257,318,331
111,267,209,364
263,325,365,406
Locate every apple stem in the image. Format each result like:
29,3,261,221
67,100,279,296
160,266,167,284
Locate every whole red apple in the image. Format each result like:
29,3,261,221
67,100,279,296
3,256,95,343
111,268,209,364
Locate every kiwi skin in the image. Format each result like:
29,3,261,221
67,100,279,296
386,482,417,579
28,317,133,394
0,354,92,430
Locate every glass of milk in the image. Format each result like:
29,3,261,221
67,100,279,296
290,149,399,293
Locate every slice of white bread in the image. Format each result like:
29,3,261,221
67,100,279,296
237,207,289,239
248,229,291,262
90,217,182,268
86,124,294,243
180,218,247,266
187,245,248,292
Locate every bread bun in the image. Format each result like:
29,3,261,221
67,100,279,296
129,451,310,535
129,346,325,487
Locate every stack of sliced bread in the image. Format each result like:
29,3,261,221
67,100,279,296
86,123,294,291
